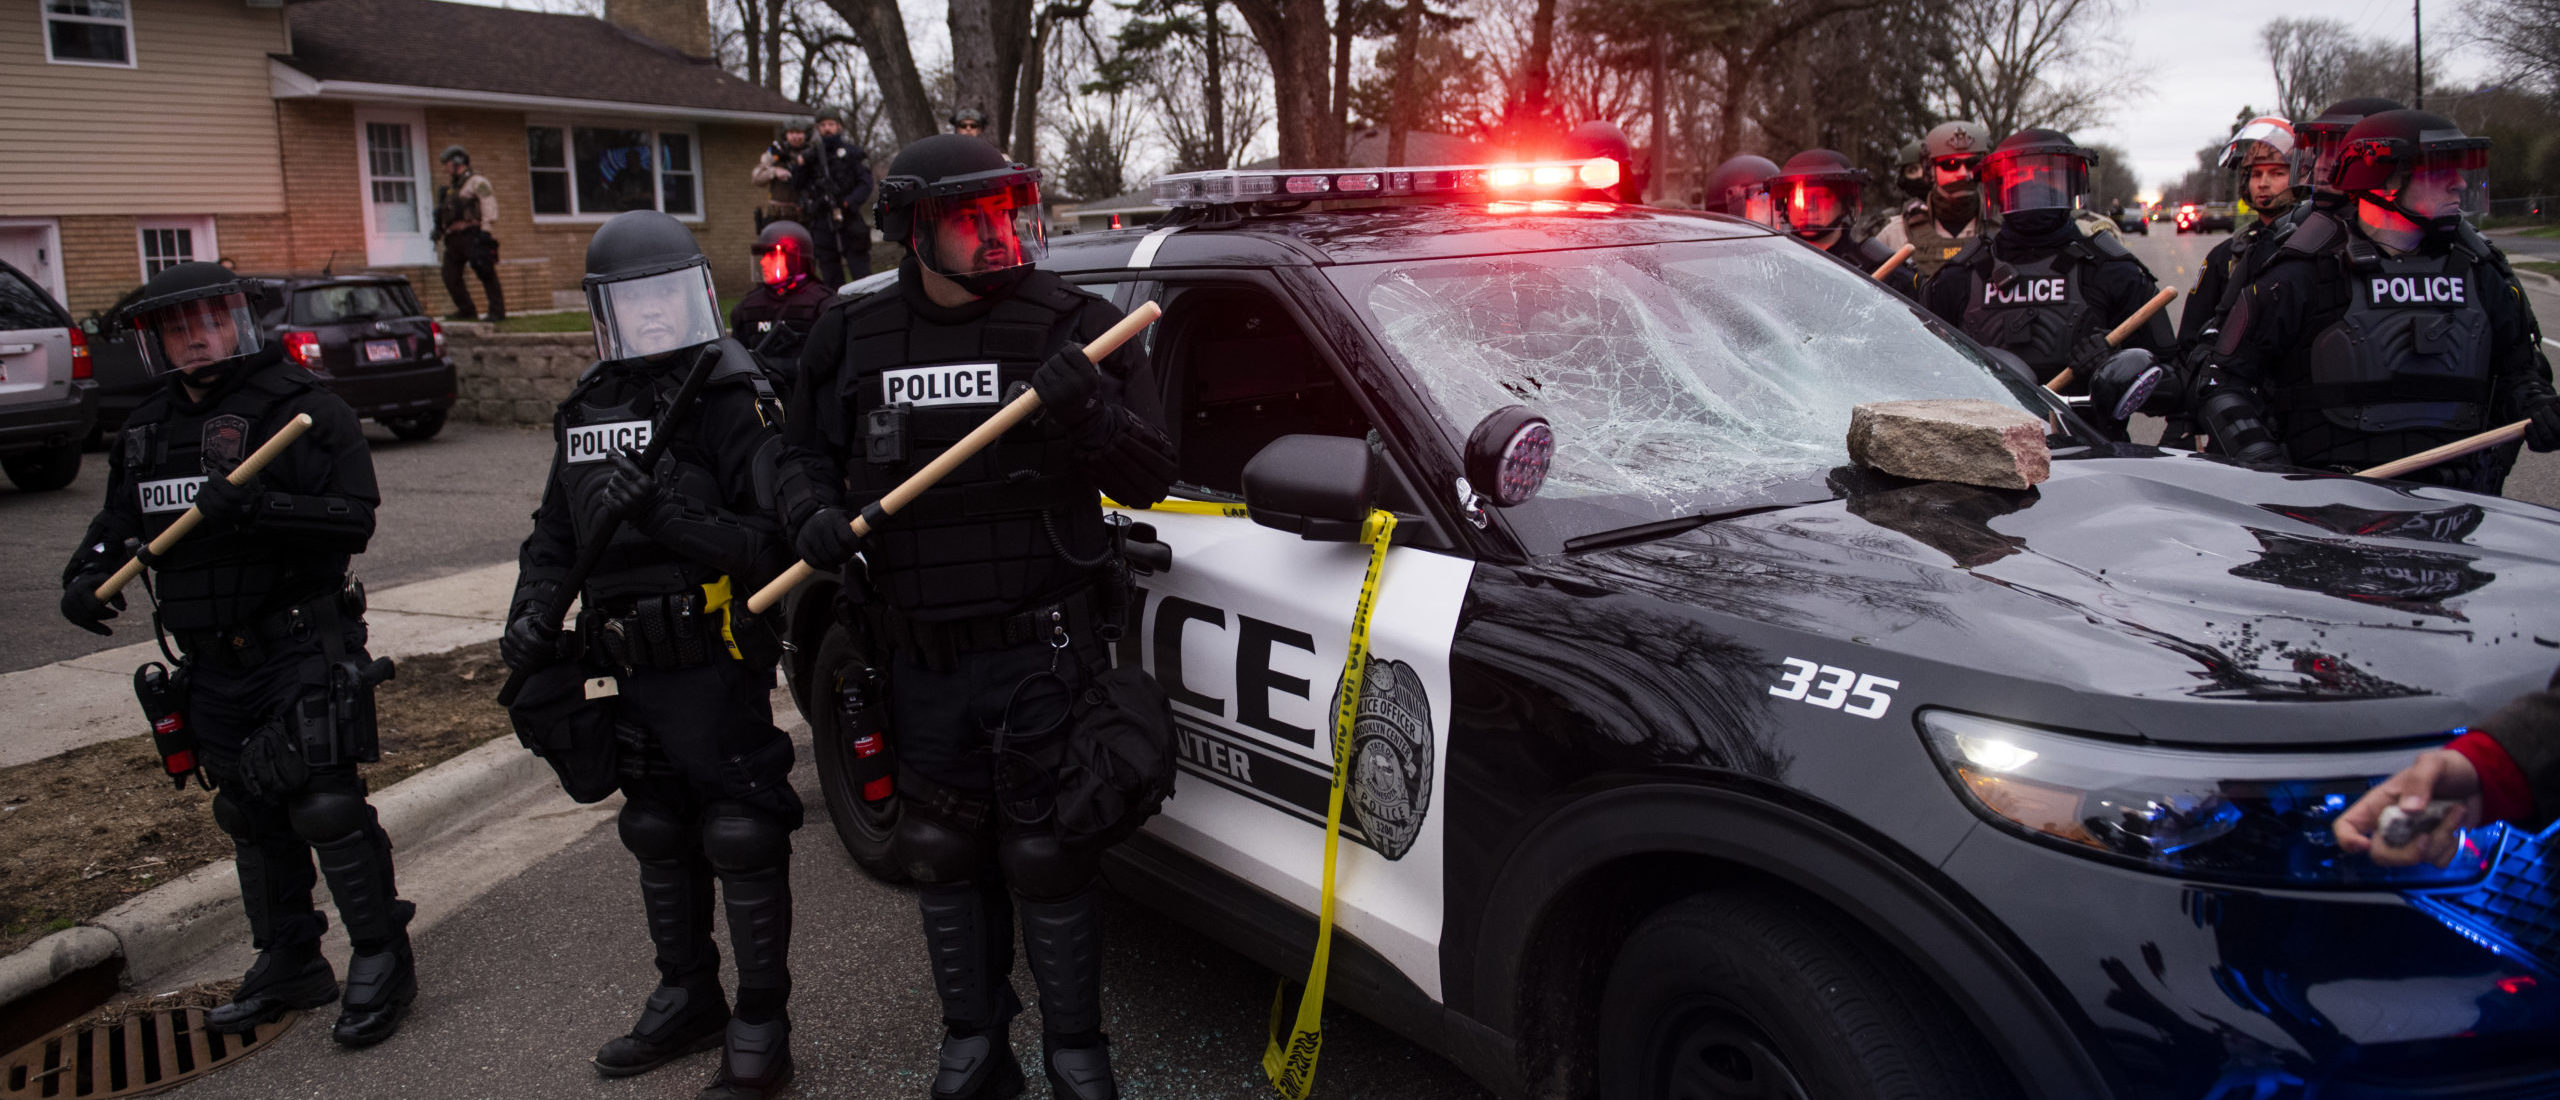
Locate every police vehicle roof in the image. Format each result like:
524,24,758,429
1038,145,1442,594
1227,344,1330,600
1048,202,1771,274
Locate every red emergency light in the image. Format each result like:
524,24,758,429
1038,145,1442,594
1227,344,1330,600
1150,157,1621,208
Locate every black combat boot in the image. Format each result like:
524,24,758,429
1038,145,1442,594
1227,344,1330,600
206,939,338,1033
699,1016,793,1099
595,975,731,1077
207,835,337,1034
1022,890,1114,1100
314,824,416,1047
919,883,1025,1100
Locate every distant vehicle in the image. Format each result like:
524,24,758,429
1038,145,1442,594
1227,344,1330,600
0,259,97,491
2176,204,2202,233
2199,202,2237,232
84,273,457,442
2109,206,2148,235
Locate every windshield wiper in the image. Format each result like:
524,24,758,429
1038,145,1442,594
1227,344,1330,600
1561,501,1812,554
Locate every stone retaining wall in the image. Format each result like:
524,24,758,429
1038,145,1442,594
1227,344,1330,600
445,326,592,426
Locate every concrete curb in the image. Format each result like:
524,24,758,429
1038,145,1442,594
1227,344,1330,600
0,729,551,1012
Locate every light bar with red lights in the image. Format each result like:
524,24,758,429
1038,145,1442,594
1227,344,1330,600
1149,158,1621,208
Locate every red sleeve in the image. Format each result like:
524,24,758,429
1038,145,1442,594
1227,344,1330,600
2448,730,2537,827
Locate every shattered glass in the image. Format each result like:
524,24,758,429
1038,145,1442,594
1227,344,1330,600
1334,236,2048,550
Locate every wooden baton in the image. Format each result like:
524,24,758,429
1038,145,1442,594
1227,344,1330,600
96,413,316,600
2355,420,2531,480
1870,244,1916,281
2046,285,2179,393
745,300,1165,615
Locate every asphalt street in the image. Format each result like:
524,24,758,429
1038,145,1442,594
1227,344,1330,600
0,420,550,674
163,766,1492,1100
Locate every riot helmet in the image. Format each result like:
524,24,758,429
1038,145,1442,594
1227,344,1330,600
1564,121,1641,201
877,134,1048,296
1895,138,1929,201
754,219,815,288
1700,154,1782,227
2220,115,2296,215
2296,96,2404,201
124,261,271,386
1770,149,1867,238
1982,128,2094,216
583,210,722,361
2334,109,2489,249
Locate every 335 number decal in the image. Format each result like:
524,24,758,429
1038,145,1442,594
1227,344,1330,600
1769,658,1899,719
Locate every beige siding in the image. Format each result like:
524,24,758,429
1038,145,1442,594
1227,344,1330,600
0,0,288,216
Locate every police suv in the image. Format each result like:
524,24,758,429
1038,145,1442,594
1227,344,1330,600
785,161,2560,1099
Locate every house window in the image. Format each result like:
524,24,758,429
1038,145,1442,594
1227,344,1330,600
525,124,702,220
44,0,132,66
365,123,419,234
137,217,214,278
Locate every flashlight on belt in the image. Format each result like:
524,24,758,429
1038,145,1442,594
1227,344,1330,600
134,661,199,789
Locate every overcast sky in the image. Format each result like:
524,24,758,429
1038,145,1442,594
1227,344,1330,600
2086,0,2485,199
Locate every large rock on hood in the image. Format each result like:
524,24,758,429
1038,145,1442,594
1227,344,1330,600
1847,399,2051,490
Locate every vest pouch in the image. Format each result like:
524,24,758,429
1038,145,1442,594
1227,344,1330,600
1047,665,1178,851
238,705,315,799
507,663,622,803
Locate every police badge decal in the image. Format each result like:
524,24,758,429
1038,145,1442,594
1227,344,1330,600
202,414,250,471
1334,657,1434,860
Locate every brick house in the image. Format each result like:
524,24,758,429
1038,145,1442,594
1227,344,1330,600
0,0,803,319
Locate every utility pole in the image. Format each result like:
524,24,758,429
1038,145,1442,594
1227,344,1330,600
2414,0,2425,109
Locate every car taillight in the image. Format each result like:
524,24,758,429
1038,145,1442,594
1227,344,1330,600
430,320,446,358
67,327,92,380
284,331,321,370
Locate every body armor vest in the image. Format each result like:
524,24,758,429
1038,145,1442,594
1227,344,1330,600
736,280,832,362
554,343,771,606
2276,245,2492,446
1902,204,1978,282
838,272,1110,619
1959,244,2097,385
119,364,345,632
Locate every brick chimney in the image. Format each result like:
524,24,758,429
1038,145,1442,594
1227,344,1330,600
603,0,711,58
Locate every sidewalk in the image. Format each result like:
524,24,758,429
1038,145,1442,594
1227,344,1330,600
0,563,516,770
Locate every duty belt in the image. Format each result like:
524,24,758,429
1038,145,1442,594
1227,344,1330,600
878,589,1101,671
175,585,354,672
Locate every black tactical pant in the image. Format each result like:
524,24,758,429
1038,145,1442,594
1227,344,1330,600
808,206,869,288
888,634,1106,1042
192,623,407,954
440,228,504,320
610,658,802,1023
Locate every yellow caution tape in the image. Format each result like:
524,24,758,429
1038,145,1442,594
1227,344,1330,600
700,575,745,660
1263,508,1397,1100
1100,495,1250,518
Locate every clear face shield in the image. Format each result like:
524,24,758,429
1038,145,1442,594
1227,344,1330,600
2382,147,2491,223
2296,127,2346,193
1778,178,1858,236
133,291,263,377
588,263,721,361
757,244,805,288
1736,185,1778,228
913,182,1049,279
1984,153,2087,215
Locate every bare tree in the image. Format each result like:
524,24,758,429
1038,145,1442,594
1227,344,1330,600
2261,16,2354,121
1939,0,2131,138
1229,0,1346,164
2468,0,2560,96
821,0,940,144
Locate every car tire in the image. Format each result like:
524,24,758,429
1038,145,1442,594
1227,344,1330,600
3,439,83,492
384,409,448,442
807,621,911,884
1596,888,2016,1100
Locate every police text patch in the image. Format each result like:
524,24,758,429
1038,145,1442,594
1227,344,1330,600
139,476,207,514
882,363,1003,408
565,420,651,463
2371,275,2466,305
1984,278,2069,306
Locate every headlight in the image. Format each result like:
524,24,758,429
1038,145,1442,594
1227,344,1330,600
1919,709,2499,888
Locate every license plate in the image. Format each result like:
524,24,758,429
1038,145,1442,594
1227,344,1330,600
364,339,401,363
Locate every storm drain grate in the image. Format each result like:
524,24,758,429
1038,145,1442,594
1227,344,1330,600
1,1004,296,1099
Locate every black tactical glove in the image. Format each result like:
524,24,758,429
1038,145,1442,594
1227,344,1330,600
597,450,675,530
794,507,865,569
2069,330,2116,380
194,470,263,531
2524,395,2560,453
2087,348,2166,423
61,574,125,636
1032,346,1104,425
500,608,564,673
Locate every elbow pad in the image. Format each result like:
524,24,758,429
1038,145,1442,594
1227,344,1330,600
2190,374,2285,465
1080,408,1178,507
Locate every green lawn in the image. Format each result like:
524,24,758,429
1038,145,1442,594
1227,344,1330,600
491,295,744,334
2514,260,2560,281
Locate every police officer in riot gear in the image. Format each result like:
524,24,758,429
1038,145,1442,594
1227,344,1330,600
505,211,801,1097
1877,120,1994,281
730,220,835,395
776,134,1177,1100
2178,117,2301,346
2190,109,2560,490
809,106,877,284
1925,129,2172,420
59,262,415,1046
1771,148,1920,300
1699,154,1781,226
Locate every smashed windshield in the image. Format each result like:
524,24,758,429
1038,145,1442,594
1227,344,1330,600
1331,234,2054,553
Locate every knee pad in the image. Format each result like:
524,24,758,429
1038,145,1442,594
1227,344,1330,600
618,801,693,863
702,807,792,874
211,789,262,841
894,812,992,885
996,829,1094,903
286,790,373,844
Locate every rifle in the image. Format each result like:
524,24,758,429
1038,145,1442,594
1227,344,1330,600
496,344,723,706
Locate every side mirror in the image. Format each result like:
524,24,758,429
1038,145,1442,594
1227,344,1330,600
1243,434,1374,542
1462,405,1554,508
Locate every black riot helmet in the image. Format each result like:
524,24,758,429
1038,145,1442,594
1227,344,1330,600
123,261,273,386
754,219,815,288
877,134,1048,296
1770,149,1868,237
2335,109,2490,247
1981,128,2095,216
2296,96,2404,203
583,210,721,361
1563,120,1641,201
1700,154,1782,226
